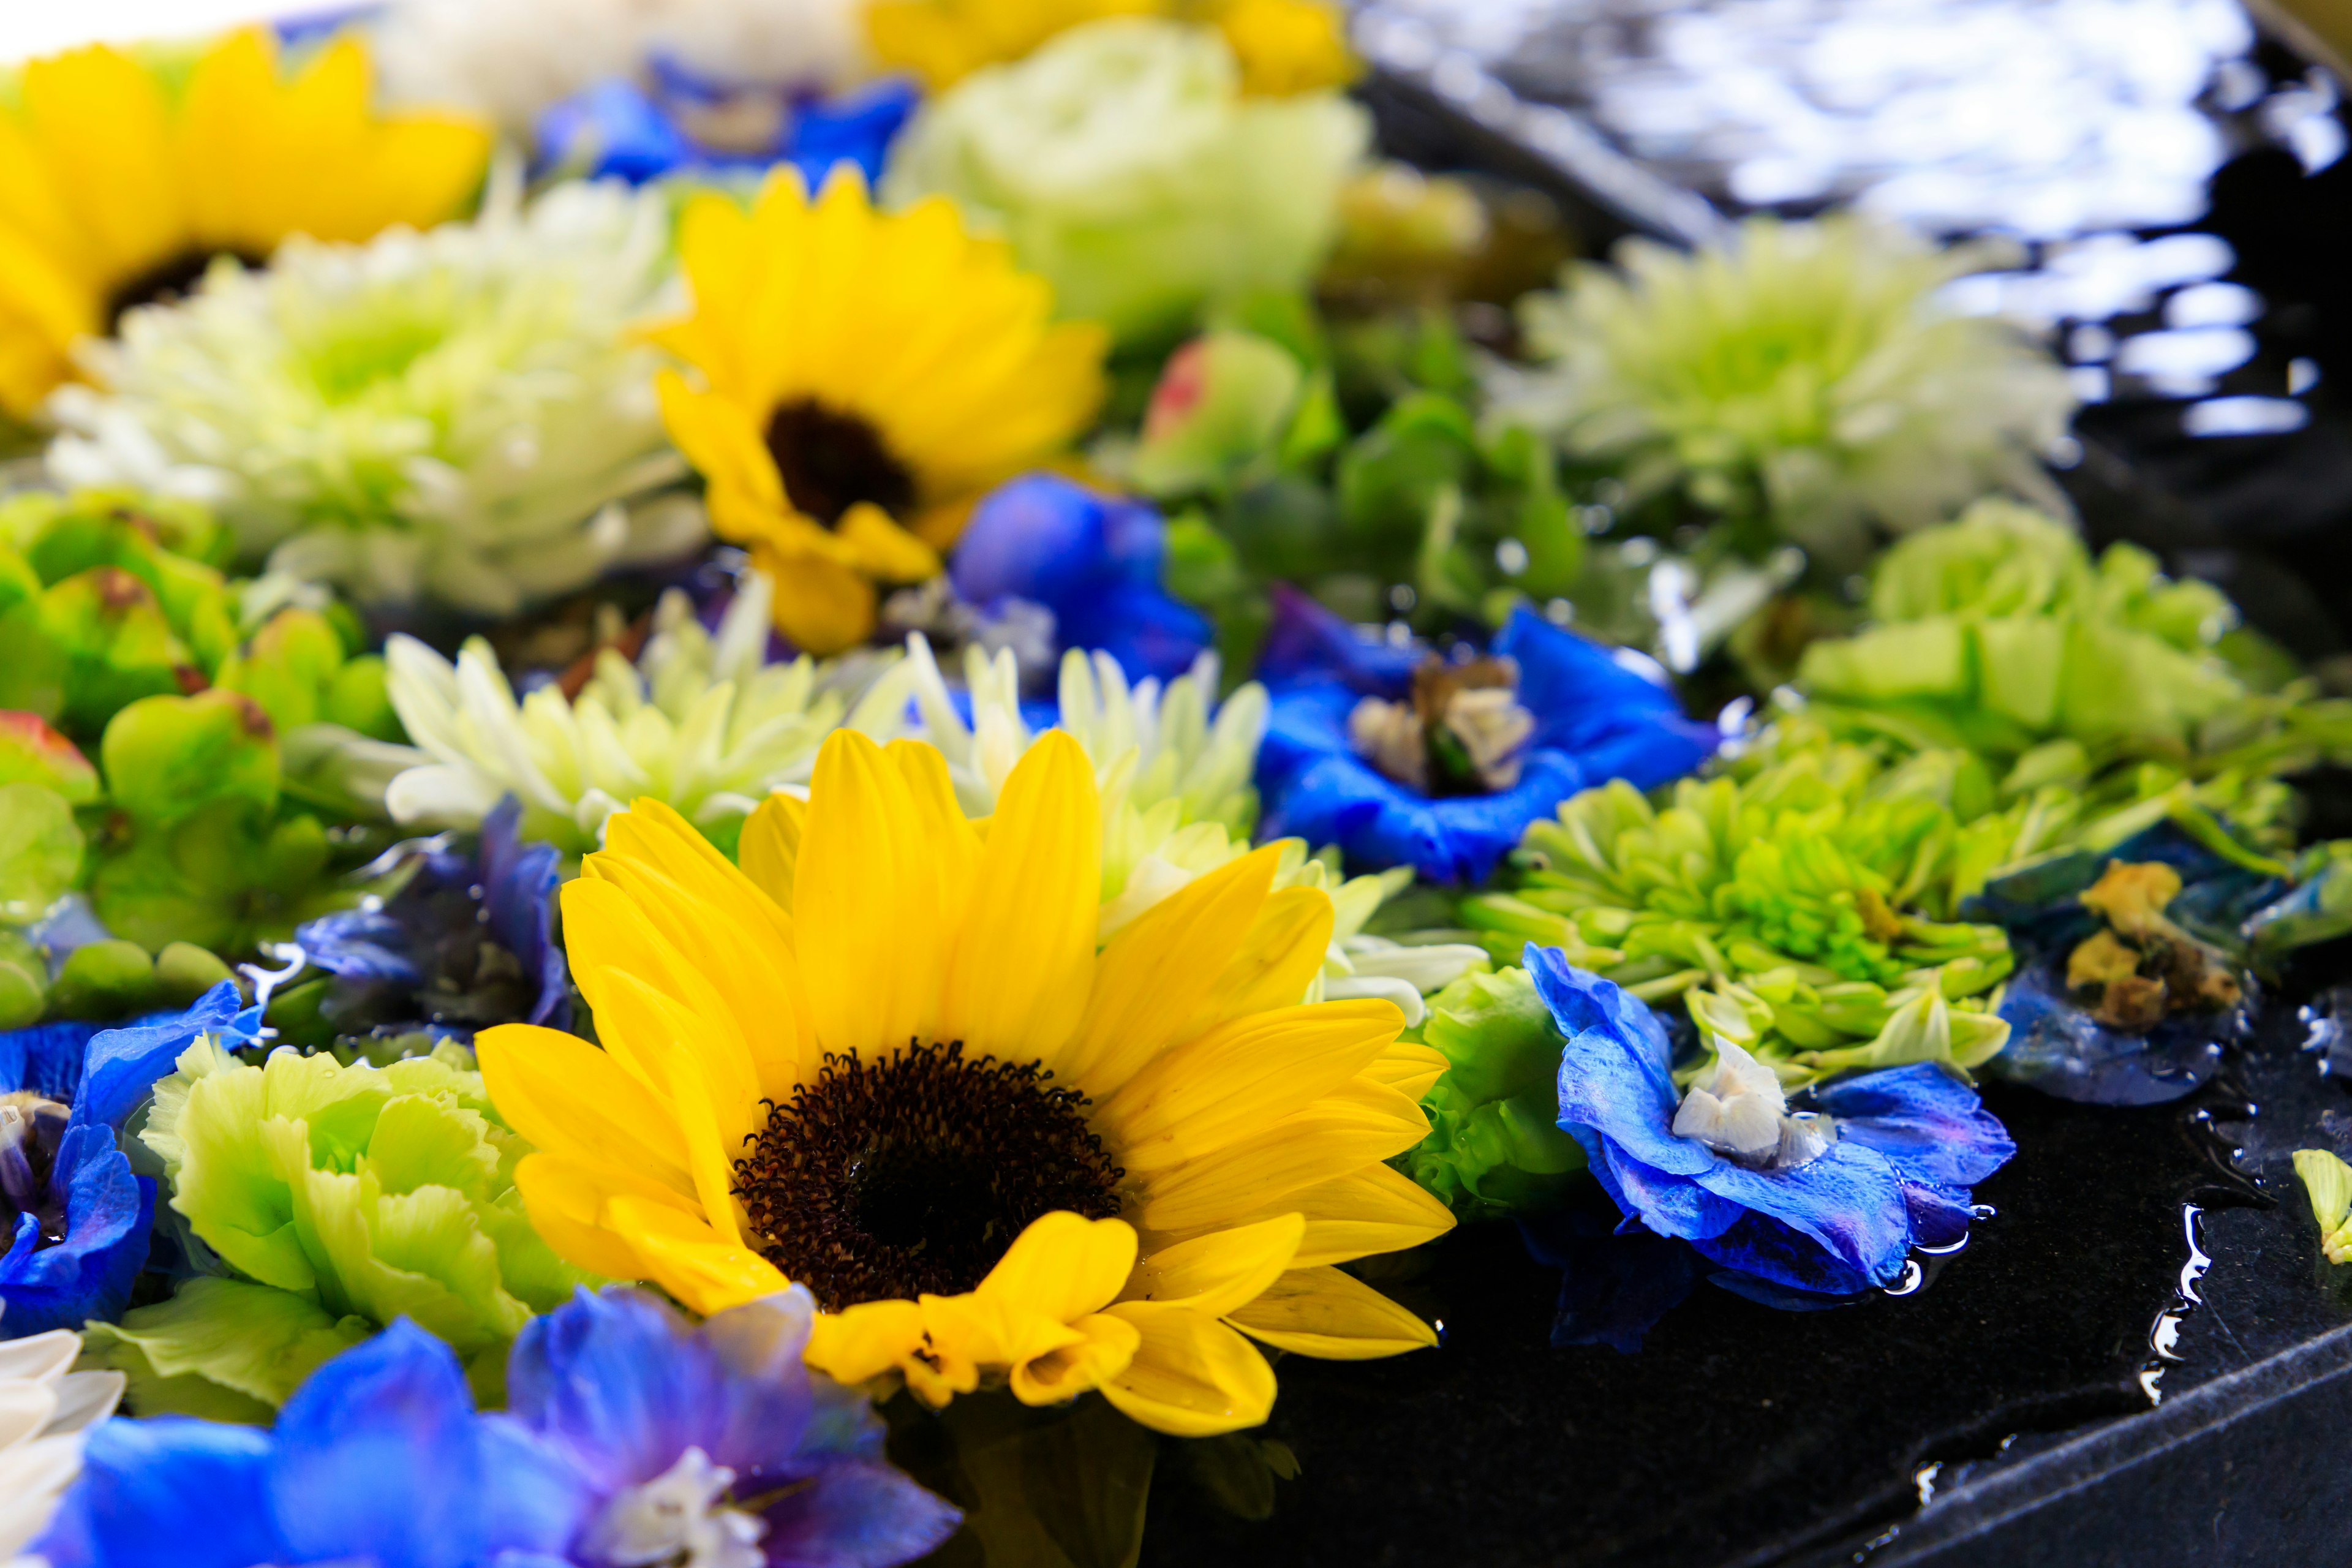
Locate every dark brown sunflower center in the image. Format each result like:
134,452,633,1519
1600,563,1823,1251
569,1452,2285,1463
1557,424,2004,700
734,1039,1123,1310
763,397,918,528
106,248,267,328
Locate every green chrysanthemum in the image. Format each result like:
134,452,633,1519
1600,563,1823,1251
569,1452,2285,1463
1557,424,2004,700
1502,216,2075,559
83,1036,598,1419
47,178,699,616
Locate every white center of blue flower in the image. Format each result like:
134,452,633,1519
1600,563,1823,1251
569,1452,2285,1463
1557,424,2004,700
1672,1036,1835,1170
584,1447,767,1568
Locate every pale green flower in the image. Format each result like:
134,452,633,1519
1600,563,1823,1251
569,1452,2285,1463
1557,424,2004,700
83,1035,596,1417
2294,1148,2352,1265
1502,216,2076,557
384,571,917,853
47,176,700,616
881,16,1369,342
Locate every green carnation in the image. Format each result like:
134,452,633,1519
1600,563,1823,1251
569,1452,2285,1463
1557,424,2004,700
1404,966,1586,1218
85,1036,598,1416
882,17,1368,344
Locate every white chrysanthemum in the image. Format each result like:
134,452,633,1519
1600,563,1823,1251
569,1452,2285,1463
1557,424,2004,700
371,0,865,133
1498,215,2077,561
383,573,916,852
0,1325,124,1565
47,175,700,617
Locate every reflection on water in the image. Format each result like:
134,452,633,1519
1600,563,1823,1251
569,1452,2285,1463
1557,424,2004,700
1355,0,2348,431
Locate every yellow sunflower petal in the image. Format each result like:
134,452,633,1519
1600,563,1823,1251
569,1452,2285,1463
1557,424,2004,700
474,1023,693,1196
19,43,182,282
590,971,763,1238
1159,1163,1457,1268
737,793,807,915
936,731,1099,1061
1098,1000,1404,1174
1121,1214,1303,1317
805,1297,930,1386
887,738,984,939
1097,1305,1278,1438
1009,1312,1140,1407
973,1211,1138,1322
797,729,948,1054
1136,1099,1432,1234
1174,886,1337,1040
756,540,881,656
1362,1038,1452,1101
1051,843,1283,1089
655,371,786,521
834,502,943,582
559,875,761,1118
606,1194,790,1317
1225,1266,1439,1360
511,1152,671,1282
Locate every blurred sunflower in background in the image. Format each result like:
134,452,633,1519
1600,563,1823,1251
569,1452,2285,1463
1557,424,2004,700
653,170,1107,653
477,728,1452,1436
866,0,1357,95
0,28,491,420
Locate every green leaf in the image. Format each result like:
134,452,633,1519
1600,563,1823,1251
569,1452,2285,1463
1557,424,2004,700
1333,391,1477,553
80,1276,371,1421
100,689,280,829
213,608,347,733
0,570,191,737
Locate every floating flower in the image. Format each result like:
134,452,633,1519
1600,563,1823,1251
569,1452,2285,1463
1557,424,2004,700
383,573,917,853
507,1285,960,1567
1797,500,2247,762
1503,217,2076,558
479,730,1451,1436
880,17,1368,344
0,1327,123,1561
1532,948,2014,1297
38,1319,584,1568
48,178,698,617
1405,965,1588,1219
0,28,490,420
1255,589,1718,884
375,0,867,134
2,984,249,1338
83,1033,597,1414
284,796,570,1047
867,0,1357,94
653,171,1107,654
946,474,1212,685
540,63,919,190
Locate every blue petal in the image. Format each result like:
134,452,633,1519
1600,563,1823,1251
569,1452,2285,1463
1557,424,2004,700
783,78,921,193
0,1128,153,1336
36,1417,281,1568
699,1287,883,1461
295,907,422,984
1057,581,1215,687
507,1286,749,1493
1814,1064,2016,1189
1256,583,1420,693
266,1320,503,1568
0,1019,101,1101
756,1455,964,1568
1525,948,1675,1066
1496,609,1718,788
1901,1178,1976,1252
479,796,571,1031
1704,1254,1870,1307
536,78,698,183
1988,961,2232,1105
1695,1142,1914,1286
71,982,244,1134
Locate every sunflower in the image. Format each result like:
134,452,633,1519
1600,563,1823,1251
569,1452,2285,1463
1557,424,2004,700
0,28,491,420
477,728,1453,1435
651,171,1108,655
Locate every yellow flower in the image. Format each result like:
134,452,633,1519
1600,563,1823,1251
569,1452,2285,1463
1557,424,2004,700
0,28,490,420
478,728,1453,1435
652,172,1107,655
866,0,1355,92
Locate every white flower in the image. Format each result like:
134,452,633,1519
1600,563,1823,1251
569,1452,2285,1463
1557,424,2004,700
372,0,864,134
384,571,916,851
1498,215,2078,562
1673,1036,1836,1168
583,1447,766,1568
881,17,1368,342
48,175,699,617
0,1325,124,1564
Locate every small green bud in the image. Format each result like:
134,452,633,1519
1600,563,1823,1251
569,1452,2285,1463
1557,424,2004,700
0,780,85,924
1133,331,1306,497
214,608,348,733
50,937,157,1022
101,689,280,830
0,711,101,803
0,568,198,737
154,941,236,1006
323,655,402,741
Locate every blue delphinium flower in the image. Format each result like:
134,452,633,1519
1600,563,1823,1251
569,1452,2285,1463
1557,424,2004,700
36,1319,583,1568
1531,946,2013,1299
538,59,918,190
2,984,252,1338
505,1285,961,1567
1254,588,1719,883
948,472,1214,685
292,797,570,1044
37,1289,959,1568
